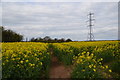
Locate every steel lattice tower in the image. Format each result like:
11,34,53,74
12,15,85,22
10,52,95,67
87,12,95,41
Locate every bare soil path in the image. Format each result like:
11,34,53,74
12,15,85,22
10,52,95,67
49,55,72,78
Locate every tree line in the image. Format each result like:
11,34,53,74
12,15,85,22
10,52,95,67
30,36,72,43
1,26,23,42
0,26,72,42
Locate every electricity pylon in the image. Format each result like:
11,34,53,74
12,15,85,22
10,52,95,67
87,12,95,41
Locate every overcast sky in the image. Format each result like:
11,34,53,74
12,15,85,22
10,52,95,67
1,1,118,41
1,0,119,2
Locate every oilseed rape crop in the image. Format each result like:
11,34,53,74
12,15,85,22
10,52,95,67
2,42,50,78
52,41,120,78
1,41,120,78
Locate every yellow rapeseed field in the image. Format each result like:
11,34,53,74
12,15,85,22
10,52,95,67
2,42,50,78
2,41,120,78
52,41,120,78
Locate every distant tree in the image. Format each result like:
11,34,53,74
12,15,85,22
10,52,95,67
1,26,23,42
54,38,58,41
43,36,51,41
30,38,35,42
54,38,58,42
58,38,65,42
38,37,43,42
34,38,38,42
29,36,72,43
66,38,72,42
0,26,2,42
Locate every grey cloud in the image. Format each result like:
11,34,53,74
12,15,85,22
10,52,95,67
2,2,118,41
0,3,2,26
2,0,119,2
